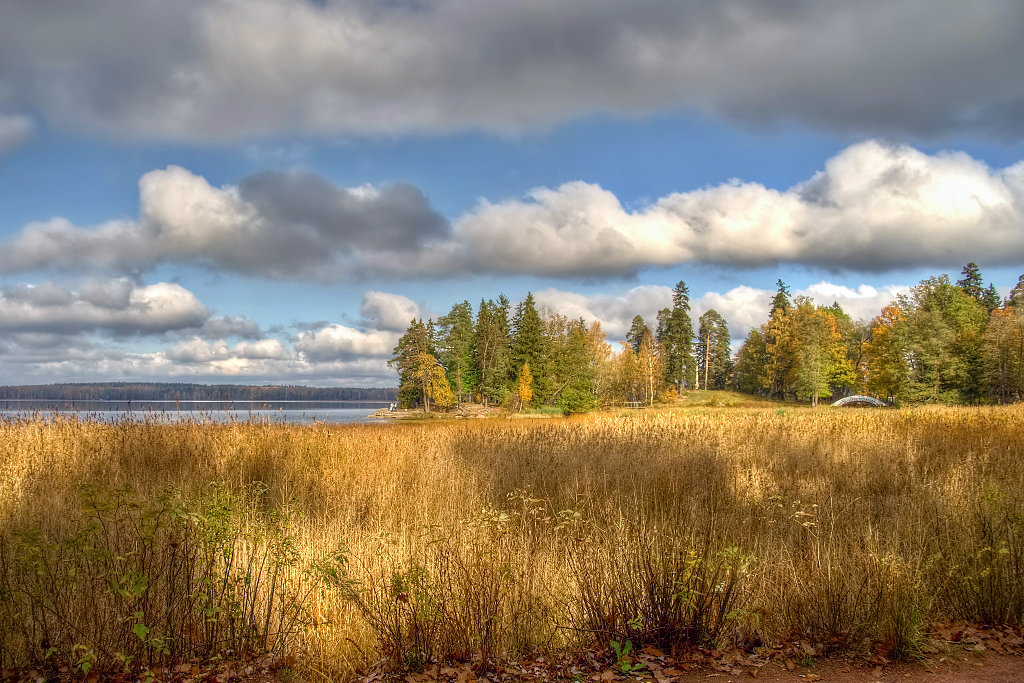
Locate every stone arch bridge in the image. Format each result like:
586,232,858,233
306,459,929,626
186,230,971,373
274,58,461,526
830,394,888,407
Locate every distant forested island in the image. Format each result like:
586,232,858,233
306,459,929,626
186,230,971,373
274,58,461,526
0,383,396,402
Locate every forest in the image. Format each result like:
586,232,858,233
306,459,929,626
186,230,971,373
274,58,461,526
391,263,1024,410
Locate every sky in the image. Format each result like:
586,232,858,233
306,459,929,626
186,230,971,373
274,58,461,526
1,0,1024,387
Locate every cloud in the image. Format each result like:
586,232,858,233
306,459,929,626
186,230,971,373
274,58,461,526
359,291,420,332
294,324,398,362
166,337,289,362
1,2,1023,140
695,286,774,339
0,347,396,387
2,141,1023,278
0,279,209,335
454,140,1024,275
0,279,411,386
534,285,673,340
0,166,448,279
198,315,262,339
0,114,33,153
796,282,909,324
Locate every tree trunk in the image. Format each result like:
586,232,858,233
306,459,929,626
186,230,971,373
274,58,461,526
704,330,711,390
456,364,462,406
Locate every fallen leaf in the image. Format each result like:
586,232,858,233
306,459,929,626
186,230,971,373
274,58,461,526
784,658,795,671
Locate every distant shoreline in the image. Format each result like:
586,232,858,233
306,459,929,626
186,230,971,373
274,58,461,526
0,398,391,404
0,382,397,403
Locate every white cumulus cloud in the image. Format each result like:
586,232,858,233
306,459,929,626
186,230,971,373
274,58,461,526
294,324,398,362
0,279,209,335
534,285,673,341
1,142,1022,279
360,291,420,332
454,140,1024,276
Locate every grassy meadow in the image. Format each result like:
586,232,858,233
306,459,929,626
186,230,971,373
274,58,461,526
0,403,1022,679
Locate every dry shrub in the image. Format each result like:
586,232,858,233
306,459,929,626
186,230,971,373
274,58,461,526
0,407,1021,678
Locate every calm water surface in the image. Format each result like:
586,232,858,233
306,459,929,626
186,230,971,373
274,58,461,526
0,400,392,425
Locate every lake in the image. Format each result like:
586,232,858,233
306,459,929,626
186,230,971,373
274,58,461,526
0,400,392,424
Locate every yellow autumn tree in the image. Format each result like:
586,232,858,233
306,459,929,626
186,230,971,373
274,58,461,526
516,363,533,411
637,330,665,407
411,352,454,412
863,304,908,403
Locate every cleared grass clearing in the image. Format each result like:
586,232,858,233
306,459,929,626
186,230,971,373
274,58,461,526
0,406,1021,680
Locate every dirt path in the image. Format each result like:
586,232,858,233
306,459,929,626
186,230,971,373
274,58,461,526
715,653,1024,682
354,651,1024,683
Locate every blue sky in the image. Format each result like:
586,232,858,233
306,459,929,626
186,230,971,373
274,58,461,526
1,1,1023,386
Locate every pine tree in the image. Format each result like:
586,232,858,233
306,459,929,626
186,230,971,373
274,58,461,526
734,328,769,396
625,315,649,354
763,289,797,398
474,297,512,405
511,293,546,394
770,279,791,317
696,309,731,390
764,280,796,398
957,262,984,301
388,319,434,408
437,301,478,404
982,284,1003,312
658,281,696,395
1008,274,1024,308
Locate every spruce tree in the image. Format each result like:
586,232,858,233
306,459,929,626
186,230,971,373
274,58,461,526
957,262,984,301
696,309,732,390
474,297,512,405
734,328,769,395
770,279,791,317
388,319,435,408
765,280,796,398
982,283,1003,312
1011,274,1024,308
511,293,546,392
437,301,478,404
658,281,696,395
626,315,649,354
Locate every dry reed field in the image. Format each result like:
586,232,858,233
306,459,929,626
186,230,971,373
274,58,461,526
0,406,1022,680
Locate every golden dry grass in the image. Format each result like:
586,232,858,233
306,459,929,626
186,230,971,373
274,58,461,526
0,406,1022,679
